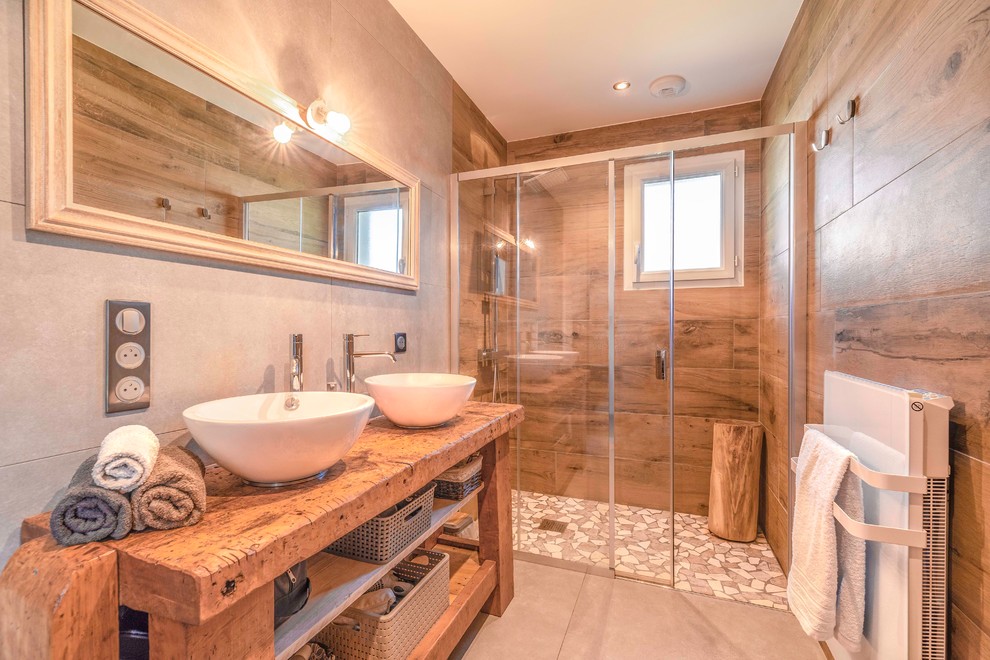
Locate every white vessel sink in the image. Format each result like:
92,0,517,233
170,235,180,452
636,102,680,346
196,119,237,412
182,391,374,486
507,353,564,364
365,373,476,428
530,350,579,361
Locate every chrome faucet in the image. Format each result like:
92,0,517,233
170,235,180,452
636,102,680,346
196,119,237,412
344,333,396,393
287,333,303,410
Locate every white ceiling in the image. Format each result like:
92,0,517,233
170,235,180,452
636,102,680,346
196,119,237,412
388,0,803,141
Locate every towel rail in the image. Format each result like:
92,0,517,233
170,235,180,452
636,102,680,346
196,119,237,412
789,453,928,549
808,371,953,660
832,501,926,548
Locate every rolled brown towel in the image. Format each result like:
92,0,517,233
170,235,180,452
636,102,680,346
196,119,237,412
132,445,207,531
50,455,132,545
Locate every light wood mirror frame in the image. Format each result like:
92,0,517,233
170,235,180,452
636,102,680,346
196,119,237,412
27,0,421,290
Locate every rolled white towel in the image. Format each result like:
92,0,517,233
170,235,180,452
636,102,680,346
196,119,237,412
92,425,160,492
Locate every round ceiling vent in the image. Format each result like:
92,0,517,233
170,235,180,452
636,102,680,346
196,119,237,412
649,75,688,99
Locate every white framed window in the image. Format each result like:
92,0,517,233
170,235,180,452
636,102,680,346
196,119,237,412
335,191,408,274
356,207,403,273
623,150,744,290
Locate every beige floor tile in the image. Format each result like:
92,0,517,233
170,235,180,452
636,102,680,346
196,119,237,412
556,573,614,660
570,576,821,660
456,560,823,660
451,560,586,660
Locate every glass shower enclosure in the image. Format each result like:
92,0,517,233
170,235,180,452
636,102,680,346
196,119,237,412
450,124,806,594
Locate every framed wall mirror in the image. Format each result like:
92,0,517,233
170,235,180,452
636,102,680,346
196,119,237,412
27,0,420,289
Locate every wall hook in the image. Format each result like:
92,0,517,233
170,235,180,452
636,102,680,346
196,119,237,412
159,197,171,211
836,99,857,125
200,207,212,220
811,128,831,153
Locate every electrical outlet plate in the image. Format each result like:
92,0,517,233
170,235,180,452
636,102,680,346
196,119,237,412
394,332,407,353
106,300,151,413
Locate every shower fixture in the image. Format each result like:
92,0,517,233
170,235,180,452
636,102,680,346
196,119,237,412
523,168,569,193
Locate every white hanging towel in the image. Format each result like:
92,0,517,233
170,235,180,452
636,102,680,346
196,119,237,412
788,428,866,651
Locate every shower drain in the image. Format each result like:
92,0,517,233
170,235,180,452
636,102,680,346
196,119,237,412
537,518,568,534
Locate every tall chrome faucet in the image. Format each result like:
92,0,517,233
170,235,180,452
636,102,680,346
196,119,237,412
287,333,303,410
344,333,396,393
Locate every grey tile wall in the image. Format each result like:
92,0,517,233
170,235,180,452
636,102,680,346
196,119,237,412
0,0,455,566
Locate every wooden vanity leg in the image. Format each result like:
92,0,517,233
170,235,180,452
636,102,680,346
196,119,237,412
0,536,118,660
478,432,514,616
148,583,274,660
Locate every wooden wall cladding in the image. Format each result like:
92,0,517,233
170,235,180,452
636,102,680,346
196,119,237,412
452,82,507,174
762,0,990,648
507,102,762,163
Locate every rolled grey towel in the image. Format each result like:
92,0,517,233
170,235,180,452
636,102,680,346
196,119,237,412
50,455,132,545
132,445,207,531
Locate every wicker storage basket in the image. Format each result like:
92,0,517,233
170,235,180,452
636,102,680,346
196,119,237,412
326,483,436,563
316,549,450,659
434,455,483,500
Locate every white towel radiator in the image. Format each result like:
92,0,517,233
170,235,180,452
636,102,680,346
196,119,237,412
792,371,952,659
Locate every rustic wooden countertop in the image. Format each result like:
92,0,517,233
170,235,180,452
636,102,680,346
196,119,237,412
22,401,523,626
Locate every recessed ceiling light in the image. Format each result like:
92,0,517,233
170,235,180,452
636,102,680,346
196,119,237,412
612,80,631,91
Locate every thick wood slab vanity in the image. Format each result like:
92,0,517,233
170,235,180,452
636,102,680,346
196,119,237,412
0,401,523,659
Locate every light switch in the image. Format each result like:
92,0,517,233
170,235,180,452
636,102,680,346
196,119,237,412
116,308,146,335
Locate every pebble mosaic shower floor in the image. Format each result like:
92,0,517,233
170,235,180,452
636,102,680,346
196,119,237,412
514,490,789,611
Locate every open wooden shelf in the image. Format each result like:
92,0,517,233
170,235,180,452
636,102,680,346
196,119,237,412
274,487,485,660
408,544,495,660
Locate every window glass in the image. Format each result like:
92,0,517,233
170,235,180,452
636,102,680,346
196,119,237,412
357,208,402,272
642,173,723,273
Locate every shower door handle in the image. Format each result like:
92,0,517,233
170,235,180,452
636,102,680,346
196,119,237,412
655,348,667,381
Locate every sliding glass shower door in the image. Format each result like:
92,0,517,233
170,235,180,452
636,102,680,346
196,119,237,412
610,154,675,585
510,161,618,572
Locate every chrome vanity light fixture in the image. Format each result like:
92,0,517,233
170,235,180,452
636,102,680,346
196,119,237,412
305,98,352,137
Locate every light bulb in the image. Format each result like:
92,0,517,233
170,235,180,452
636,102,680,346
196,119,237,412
325,111,351,136
612,80,631,91
523,238,536,250
273,122,294,144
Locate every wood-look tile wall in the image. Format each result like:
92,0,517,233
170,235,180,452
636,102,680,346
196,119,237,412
762,0,990,650
497,103,764,515
452,81,511,404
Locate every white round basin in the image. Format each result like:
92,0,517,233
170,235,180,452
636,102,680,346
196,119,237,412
507,353,564,364
530,350,579,361
182,391,374,486
365,373,476,428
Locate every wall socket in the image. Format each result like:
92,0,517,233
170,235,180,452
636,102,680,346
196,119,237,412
394,332,407,353
106,300,151,413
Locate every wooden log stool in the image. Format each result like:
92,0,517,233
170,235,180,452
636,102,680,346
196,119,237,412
708,421,764,542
